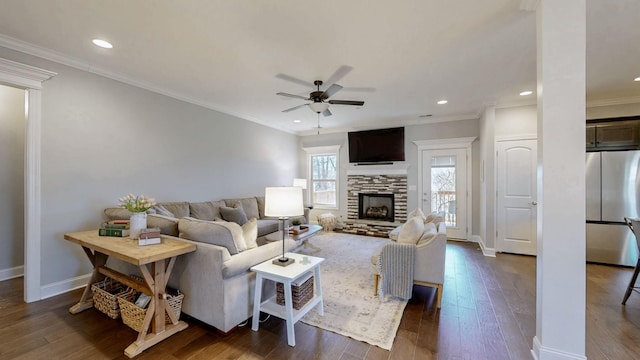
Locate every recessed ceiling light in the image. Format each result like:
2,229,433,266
635,76,640,82
520,90,533,96
419,114,433,118
436,100,448,105
92,39,113,49
293,119,301,123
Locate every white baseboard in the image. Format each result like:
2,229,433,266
40,273,91,300
532,336,587,360
473,235,496,257
0,265,24,281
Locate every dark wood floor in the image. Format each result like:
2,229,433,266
1,241,640,359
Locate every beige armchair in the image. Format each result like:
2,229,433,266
372,216,447,308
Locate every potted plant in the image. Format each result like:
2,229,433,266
291,217,302,231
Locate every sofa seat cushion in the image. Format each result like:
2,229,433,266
225,198,260,220
178,217,247,254
257,219,279,237
189,200,226,221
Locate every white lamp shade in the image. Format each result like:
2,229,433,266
292,178,308,189
264,187,304,217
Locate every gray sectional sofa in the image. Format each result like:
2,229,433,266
103,196,308,333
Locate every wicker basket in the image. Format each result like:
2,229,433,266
117,290,184,332
276,273,314,310
91,277,128,319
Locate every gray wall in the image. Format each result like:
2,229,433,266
0,84,25,273
299,119,481,235
0,46,298,286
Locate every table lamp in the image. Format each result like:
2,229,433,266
265,186,304,266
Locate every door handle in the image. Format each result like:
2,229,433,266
530,201,538,205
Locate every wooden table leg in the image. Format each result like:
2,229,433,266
124,257,188,358
69,249,108,314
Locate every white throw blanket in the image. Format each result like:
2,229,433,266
377,243,415,300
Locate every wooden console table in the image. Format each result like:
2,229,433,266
64,230,196,358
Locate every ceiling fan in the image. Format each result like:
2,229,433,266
276,68,365,117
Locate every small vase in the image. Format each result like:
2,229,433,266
129,212,147,239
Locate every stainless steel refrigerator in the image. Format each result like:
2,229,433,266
586,151,640,266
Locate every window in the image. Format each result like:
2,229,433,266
304,145,340,209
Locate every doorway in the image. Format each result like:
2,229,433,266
496,139,538,255
0,57,56,302
415,137,475,240
0,84,25,280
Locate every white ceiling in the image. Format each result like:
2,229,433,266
0,1,638,135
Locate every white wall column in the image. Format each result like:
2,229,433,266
533,1,586,359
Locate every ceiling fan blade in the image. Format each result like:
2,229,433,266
328,100,365,106
325,65,353,86
341,86,376,93
275,73,314,88
322,108,332,117
282,103,309,113
277,92,309,100
321,84,343,100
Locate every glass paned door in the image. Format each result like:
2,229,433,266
422,148,467,239
431,155,457,228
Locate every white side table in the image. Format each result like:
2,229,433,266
250,252,324,346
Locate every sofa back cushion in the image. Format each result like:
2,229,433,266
147,214,180,236
178,217,246,255
104,207,132,220
256,196,266,219
189,200,226,221
225,198,260,220
157,202,190,218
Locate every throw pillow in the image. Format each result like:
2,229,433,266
425,214,444,225
225,198,260,220
154,204,175,218
220,205,248,225
407,207,427,221
178,217,244,254
417,222,438,246
398,216,425,244
388,225,401,241
242,218,258,249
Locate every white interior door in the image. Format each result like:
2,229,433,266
422,148,467,239
496,139,538,255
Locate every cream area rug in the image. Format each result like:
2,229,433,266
296,232,407,350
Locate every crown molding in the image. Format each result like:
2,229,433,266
296,111,479,137
0,57,56,89
0,34,295,134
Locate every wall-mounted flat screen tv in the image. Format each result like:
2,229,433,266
348,127,405,164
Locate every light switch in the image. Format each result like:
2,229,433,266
408,185,417,191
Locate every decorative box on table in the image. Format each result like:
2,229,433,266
276,272,314,310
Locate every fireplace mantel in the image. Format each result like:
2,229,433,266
346,163,409,176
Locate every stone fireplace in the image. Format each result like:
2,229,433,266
342,164,408,237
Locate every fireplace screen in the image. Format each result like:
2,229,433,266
358,193,394,222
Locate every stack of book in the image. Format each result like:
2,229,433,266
98,220,131,237
138,227,161,245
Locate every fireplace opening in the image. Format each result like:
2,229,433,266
358,193,394,222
